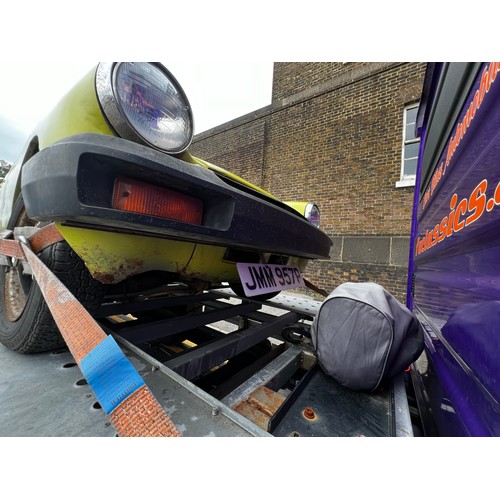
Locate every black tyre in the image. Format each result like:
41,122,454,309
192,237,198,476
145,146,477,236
0,197,105,353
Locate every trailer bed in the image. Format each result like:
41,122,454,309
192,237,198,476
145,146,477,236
0,289,413,437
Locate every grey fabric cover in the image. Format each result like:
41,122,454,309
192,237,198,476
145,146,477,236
311,282,424,392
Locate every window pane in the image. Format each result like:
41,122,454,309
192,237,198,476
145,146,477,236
406,105,418,123
404,142,419,159
404,106,418,141
405,123,416,141
404,157,417,176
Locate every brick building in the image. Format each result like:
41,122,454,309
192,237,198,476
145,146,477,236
190,62,427,302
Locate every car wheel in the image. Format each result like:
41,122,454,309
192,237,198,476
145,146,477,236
230,283,280,302
0,197,106,353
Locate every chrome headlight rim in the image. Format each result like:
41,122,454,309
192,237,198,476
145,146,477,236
304,202,321,228
95,62,194,154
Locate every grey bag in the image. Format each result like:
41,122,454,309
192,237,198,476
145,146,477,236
311,282,424,392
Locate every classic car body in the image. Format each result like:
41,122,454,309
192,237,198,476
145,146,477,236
0,62,331,353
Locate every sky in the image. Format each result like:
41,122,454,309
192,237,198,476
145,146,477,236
0,62,274,163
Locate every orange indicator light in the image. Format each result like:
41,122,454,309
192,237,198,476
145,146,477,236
113,177,203,225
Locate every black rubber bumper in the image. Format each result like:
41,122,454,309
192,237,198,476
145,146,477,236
21,133,332,260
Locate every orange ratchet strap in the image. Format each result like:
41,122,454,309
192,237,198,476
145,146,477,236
0,224,181,437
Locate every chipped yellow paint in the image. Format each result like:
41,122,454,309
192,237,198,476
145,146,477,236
55,224,196,284
55,222,309,287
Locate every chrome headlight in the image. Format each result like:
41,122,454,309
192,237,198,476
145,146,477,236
305,203,320,227
96,62,194,154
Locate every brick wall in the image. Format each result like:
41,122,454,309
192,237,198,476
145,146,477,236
191,62,426,303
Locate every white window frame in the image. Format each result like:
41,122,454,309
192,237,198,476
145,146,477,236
395,103,419,188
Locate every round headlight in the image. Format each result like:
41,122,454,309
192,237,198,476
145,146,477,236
96,62,194,154
305,203,320,227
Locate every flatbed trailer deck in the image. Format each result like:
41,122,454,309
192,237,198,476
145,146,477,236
0,287,413,437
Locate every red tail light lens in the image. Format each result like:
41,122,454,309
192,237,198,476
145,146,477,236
113,177,203,225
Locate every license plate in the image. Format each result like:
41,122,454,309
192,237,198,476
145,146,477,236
236,263,304,297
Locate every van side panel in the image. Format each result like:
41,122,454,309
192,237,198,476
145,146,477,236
412,62,500,436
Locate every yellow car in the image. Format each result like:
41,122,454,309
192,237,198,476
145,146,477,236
0,62,331,353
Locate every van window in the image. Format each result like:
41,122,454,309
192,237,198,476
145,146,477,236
418,62,482,198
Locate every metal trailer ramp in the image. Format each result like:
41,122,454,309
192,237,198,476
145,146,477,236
0,287,413,437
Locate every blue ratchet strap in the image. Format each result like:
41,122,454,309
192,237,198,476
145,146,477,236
80,336,145,415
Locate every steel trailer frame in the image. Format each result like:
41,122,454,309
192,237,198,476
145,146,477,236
0,279,413,437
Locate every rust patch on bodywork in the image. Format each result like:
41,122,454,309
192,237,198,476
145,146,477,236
54,225,196,285
90,258,145,284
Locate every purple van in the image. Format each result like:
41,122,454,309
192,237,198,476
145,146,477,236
408,62,500,436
